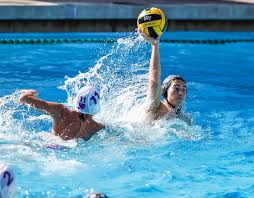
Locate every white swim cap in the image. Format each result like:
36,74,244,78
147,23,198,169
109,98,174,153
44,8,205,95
0,164,16,198
74,86,100,115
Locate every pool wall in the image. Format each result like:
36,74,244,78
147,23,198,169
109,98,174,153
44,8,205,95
0,1,254,32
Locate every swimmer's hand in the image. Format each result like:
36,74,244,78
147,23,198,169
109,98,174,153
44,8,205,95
19,89,38,103
138,29,160,45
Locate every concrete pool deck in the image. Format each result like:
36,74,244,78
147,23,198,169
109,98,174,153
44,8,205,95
0,0,254,32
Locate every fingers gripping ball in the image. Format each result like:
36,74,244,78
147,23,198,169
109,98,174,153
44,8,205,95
0,164,16,198
137,7,168,38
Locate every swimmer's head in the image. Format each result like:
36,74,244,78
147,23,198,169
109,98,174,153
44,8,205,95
83,192,109,198
74,86,100,116
0,164,16,198
161,75,186,107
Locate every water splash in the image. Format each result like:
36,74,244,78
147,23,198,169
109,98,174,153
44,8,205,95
59,33,203,142
0,91,26,135
60,33,149,123
0,90,77,164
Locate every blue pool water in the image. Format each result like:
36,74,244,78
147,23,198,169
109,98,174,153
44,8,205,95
0,32,254,198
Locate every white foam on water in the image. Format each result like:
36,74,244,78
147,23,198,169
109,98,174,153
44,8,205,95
0,90,82,178
39,156,86,176
0,34,204,178
59,33,203,143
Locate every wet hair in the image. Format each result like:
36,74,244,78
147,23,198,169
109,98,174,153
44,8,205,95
161,75,186,98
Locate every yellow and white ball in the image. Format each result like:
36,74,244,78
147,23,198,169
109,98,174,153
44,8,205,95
137,7,168,38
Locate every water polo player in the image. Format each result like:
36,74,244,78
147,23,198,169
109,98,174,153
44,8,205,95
0,164,16,198
139,31,192,125
19,86,104,140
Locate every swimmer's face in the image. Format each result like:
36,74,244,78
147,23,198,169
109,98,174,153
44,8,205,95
166,79,186,107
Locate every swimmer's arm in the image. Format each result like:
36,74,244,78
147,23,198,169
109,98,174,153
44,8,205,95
148,43,161,110
140,31,161,113
19,90,64,117
179,113,192,126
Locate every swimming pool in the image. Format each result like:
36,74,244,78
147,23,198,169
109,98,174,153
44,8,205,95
0,32,253,198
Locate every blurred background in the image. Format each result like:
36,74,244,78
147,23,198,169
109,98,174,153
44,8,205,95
0,0,254,32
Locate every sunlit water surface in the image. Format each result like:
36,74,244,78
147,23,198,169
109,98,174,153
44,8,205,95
0,33,253,198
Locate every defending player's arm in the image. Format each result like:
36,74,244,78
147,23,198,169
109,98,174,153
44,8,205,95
19,90,65,117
